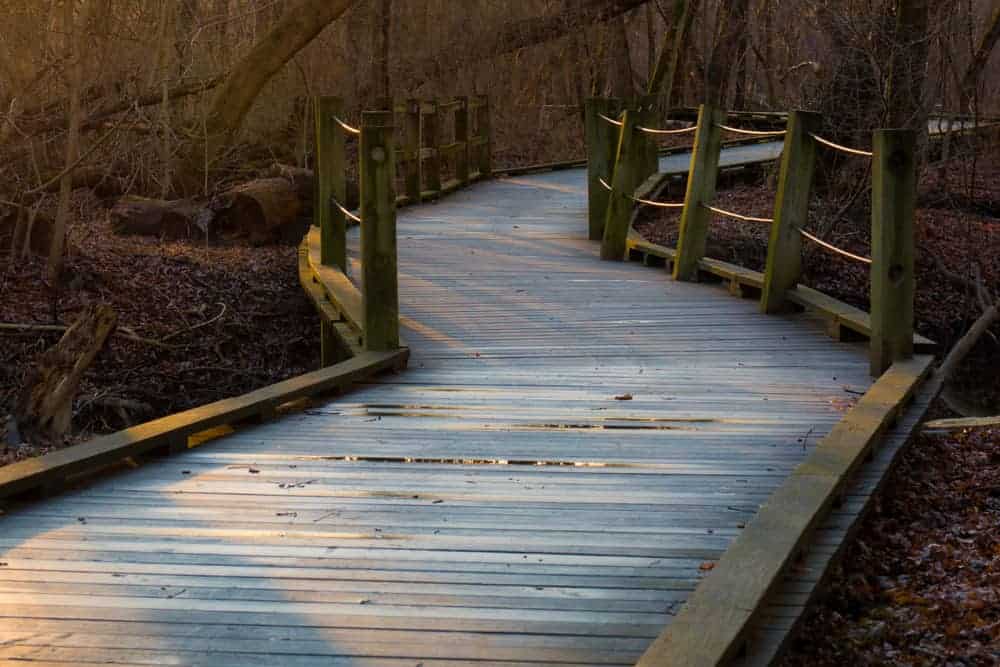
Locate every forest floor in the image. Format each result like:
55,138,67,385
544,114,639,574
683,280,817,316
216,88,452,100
635,150,1000,665
0,189,319,466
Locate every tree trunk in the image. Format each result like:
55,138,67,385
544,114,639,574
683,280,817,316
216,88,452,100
373,0,392,101
47,0,85,284
705,0,743,106
607,13,635,97
730,0,751,110
886,0,930,129
959,4,1000,112
647,0,697,110
196,0,359,176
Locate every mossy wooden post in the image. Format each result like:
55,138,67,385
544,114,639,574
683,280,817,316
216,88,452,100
314,96,346,271
585,97,621,241
600,108,641,260
476,95,492,178
422,100,441,199
360,111,400,352
403,98,422,203
455,96,470,186
760,110,820,313
870,129,916,376
673,104,725,281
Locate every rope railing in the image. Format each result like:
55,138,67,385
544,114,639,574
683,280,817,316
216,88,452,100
797,228,872,264
332,196,362,224
598,177,685,208
636,124,698,136
716,124,787,138
808,132,872,157
598,112,624,127
700,203,774,224
333,115,361,136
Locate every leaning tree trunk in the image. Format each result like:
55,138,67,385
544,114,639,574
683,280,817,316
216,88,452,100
646,0,698,111
193,0,360,185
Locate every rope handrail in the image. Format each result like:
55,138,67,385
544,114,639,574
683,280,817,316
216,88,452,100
332,196,362,223
598,112,624,127
798,228,872,264
333,116,361,136
701,203,774,224
808,132,872,157
636,124,697,136
716,124,787,138
598,177,685,208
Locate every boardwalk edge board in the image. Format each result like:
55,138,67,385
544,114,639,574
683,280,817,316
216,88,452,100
737,369,945,666
0,348,408,504
636,355,935,667
624,232,936,351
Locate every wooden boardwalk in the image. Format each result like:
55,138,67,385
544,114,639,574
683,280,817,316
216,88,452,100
0,160,883,666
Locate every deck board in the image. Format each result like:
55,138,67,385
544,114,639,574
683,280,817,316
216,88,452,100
0,159,878,665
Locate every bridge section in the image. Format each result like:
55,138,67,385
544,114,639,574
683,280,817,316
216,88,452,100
0,164,875,665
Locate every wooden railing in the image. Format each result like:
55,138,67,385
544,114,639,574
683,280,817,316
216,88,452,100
306,96,492,367
587,98,924,377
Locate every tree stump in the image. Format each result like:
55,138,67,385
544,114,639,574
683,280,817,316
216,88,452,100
14,304,118,444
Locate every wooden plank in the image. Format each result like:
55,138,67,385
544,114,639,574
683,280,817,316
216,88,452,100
305,227,363,333
870,129,916,376
761,111,819,313
454,96,470,185
636,355,933,667
0,350,407,502
314,96,347,271
923,415,1000,431
586,98,622,241
403,98,422,203
786,284,935,352
296,241,362,362
601,108,641,260
421,100,442,198
673,105,725,281
476,95,493,178
360,111,400,352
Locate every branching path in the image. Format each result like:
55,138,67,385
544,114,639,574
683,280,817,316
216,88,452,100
0,150,926,666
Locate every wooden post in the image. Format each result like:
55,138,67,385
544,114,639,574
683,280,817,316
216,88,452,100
455,96,470,185
360,111,400,352
314,96,346,271
403,98,421,203
476,95,492,178
672,104,725,281
321,321,337,367
585,98,622,241
760,110,820,313
600,109,641,261
422,100,441,199
870,129,916,376
636,94,660,181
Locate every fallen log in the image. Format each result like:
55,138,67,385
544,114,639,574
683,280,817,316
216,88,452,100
110,196,212,239
923,415,1000,431
109,167,356,244
13,304,118,445
213,177,303,244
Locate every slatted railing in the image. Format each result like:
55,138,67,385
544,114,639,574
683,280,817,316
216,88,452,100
306,96,492,366
588,98,925,377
